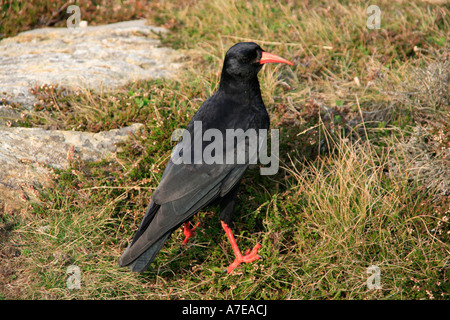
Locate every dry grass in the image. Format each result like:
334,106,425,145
0,0,151,39
284,131,449,298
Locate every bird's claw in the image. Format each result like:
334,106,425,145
225,243,262,274
182,221,200,245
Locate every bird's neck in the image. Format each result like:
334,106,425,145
218,72,262,99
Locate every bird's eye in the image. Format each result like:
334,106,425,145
240,56,250,63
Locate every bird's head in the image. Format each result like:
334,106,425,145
222,42,293,81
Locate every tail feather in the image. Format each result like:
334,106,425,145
119,174,226,272
119,229,173,272
118,201,173,272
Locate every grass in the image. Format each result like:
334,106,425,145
0,0,151,40
0,0,449,299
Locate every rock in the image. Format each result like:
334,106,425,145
0,19,183,109
0,123,143,211
0,20,183,211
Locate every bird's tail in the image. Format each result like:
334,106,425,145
118,201,174,273
119,229,173,272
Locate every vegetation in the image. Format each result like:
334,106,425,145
0,0,449,299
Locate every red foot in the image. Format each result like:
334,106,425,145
221,221,262,273
182,221,200,245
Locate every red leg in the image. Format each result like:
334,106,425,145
182,221,200,245
221,221,262,273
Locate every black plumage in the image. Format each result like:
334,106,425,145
119,42,292,273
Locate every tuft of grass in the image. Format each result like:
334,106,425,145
282,132,449,299
1,0,449,299
18,79,201,133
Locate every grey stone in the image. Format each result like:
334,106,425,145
0,123,144,211
0,20,183,211
0,20,183,109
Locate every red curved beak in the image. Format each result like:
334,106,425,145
260,51,294,66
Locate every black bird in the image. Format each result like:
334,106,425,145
119,42,293,273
